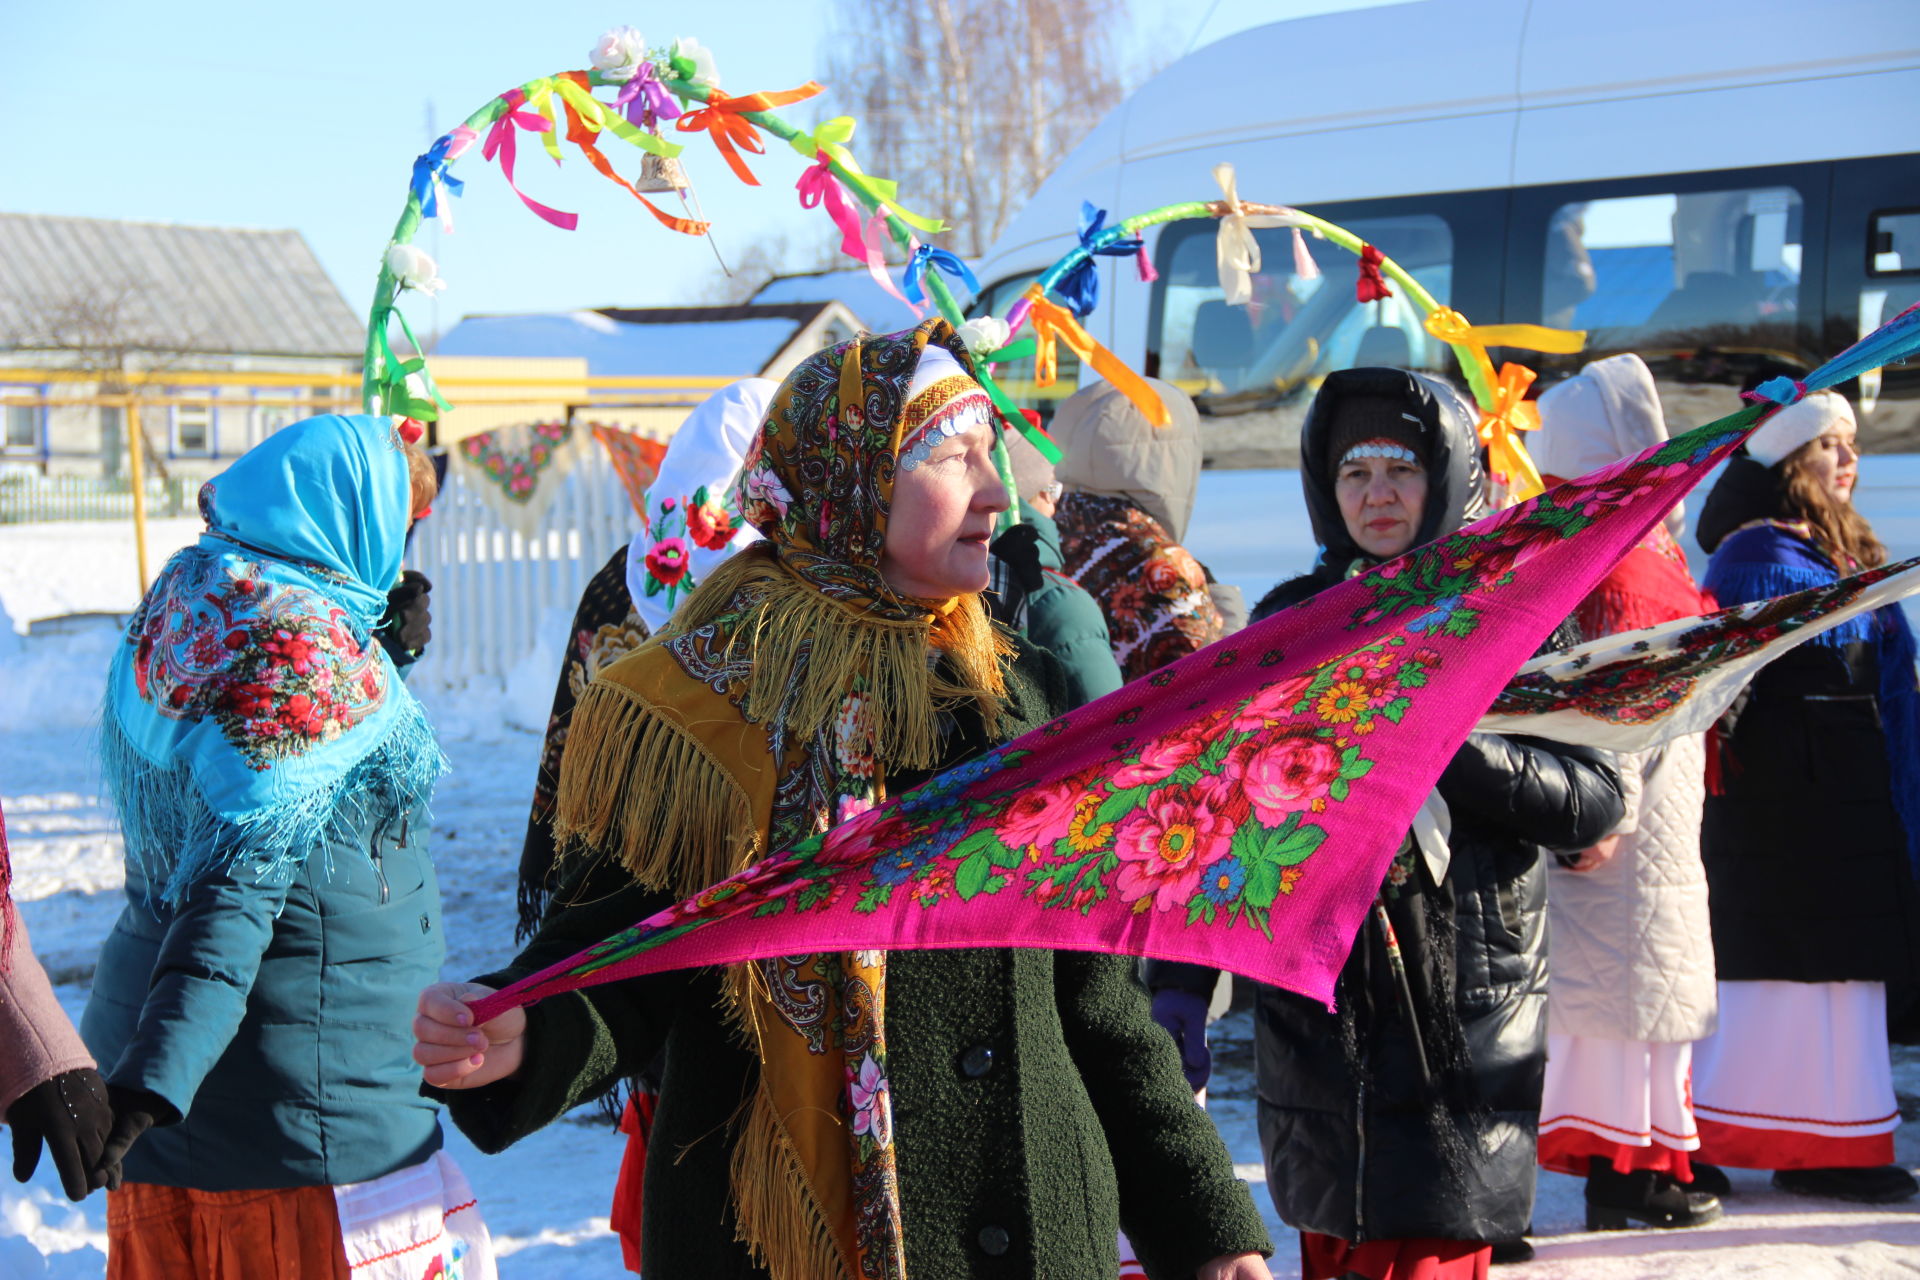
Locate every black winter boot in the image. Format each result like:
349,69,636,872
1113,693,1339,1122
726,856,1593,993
1683,1161,1731,1197
1585,1157,1724,1230
1772,1165,1919,1203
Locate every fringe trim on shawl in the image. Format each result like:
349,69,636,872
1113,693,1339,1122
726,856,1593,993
727,1064,856,1280
97,696,446,906
550,678,760,897
659,546,1013,776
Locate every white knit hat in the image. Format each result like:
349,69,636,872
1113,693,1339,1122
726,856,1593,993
1747,391,1855,468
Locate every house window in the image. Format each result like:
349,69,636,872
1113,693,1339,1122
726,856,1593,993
4,404,37,450
173,403,212,455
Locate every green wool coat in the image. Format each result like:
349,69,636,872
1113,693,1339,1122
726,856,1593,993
439,635,1269,1280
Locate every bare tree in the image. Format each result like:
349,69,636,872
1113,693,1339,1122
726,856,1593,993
2,275,214,480
823,0,1134,258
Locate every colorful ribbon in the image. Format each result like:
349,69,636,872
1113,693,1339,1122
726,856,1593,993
788,116,947,235
482,88,579,230
675,82,824,186
613,62,681,127
1477,363,1546,500
374,309,451,423
555,73,707,236
410,135,466,229
798,160,916,311
902,243,979,309
1356,244,1393,303
1055,203,1143,318
1024,286,1170,427
1211,163,1310,307
1424,306,1586,492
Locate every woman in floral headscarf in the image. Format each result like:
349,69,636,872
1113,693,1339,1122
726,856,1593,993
415,321,1272,1280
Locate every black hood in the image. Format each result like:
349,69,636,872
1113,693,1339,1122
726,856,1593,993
1696,455,1789,555
1298,367,1487,569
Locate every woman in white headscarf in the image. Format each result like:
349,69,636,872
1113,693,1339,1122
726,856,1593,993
1529,354,1722,1232
512,377,775,1274
519,378,777,934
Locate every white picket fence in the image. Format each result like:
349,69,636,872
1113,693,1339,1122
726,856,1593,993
406,444,636,690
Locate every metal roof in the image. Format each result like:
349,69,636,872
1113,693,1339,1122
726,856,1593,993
0,212,364,360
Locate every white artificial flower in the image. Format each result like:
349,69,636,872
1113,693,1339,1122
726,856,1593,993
590,26,647,83
958,316,1011,358
672,36,721,90
385,244,447,297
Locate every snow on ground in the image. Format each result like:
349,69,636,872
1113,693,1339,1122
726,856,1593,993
5,457,1920,1276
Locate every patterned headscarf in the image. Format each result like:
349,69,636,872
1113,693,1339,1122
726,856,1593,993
556,319,1010,1280
100,415,441,903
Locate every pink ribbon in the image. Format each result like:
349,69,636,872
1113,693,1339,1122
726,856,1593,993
797,157,918,315
1135,244,1159,284
482,90,579,231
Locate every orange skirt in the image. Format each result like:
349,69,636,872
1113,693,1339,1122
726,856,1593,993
108,1182,350,1280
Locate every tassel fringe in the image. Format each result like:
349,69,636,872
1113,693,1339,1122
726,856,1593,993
551,679,759,897
98,696,446,906
660,547,1012,775
728,1072,855,1280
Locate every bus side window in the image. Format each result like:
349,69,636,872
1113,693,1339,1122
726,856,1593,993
1856,210,1920,419
1147,211,1456,417
1538,186,1805,364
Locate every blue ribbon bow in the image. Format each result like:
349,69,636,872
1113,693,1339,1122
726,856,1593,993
410,135,466,220
1055,202,1143,319
902,243,980,308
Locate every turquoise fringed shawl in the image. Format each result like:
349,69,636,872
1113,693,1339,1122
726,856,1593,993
100,415,445,903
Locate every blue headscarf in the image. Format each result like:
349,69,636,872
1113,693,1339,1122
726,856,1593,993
101,415,443,902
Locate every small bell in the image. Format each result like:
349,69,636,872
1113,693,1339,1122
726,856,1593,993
635,154,689,193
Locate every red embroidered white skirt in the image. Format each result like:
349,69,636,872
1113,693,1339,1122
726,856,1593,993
1538,1034,1699,1177
1692,980,1898,1170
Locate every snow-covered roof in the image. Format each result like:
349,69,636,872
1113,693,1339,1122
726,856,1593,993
433,303,843,377
0,212,363,359
750,268,926,331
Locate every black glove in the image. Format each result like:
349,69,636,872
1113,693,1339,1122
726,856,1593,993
378,570,433,659
93,1085,172,1193
9,1067,112,1200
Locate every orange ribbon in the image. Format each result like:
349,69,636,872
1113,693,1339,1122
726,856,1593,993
1478,362,1546,501
557,73,709,237
675,82,824,186
1024,287,1170,427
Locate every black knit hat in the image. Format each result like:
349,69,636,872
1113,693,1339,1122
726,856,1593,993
1325,394,1431,470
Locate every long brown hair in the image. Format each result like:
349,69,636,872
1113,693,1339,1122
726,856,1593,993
1778,438,1885,570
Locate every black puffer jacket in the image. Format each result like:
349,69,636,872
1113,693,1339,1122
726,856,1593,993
1151,368,1624,1243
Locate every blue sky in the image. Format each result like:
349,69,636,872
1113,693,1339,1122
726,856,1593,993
0,0,1396,334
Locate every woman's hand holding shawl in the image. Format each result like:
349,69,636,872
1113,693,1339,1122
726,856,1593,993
414,982,527,1089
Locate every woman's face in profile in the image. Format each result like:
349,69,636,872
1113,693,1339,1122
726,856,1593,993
1335,453,1428,560
1800,425,1860,505
880,419,1009,599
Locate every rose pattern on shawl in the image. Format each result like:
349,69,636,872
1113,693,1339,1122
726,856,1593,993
1114,787,1228,912
459,420,573,502
847,1053,891,1145
1239,734,1344,824
128,556,387,770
